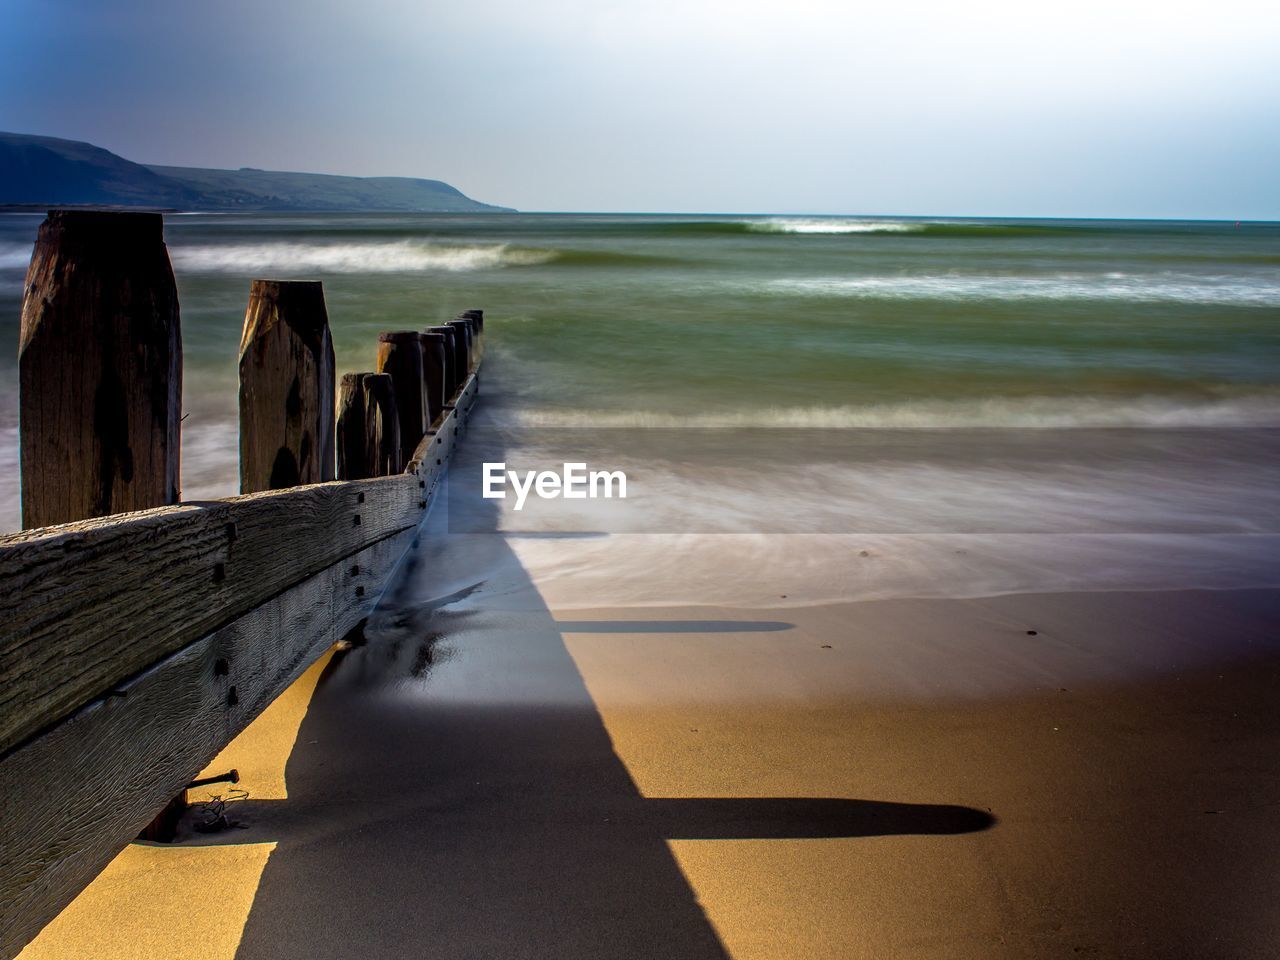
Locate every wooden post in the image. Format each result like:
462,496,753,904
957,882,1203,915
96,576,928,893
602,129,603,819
362,373,401,476
375,332,426,461
448,320,473,375
18,209,182,529
429,325,458,400
336,373,371,481
418,333,447,429
238,280,335,494
459,309,484,361
337,371,404,479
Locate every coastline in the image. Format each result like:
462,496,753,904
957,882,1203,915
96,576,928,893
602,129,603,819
3,0,1277,951
4,210,1277,957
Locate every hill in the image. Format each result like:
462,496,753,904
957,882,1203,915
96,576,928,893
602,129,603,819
0,132,512,212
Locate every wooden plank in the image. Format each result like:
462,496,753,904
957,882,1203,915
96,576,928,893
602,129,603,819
0,367,480,756
406,366,479,476
0,525,417,960
0,472,417,755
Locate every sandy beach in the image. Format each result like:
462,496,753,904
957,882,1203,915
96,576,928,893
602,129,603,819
3,0,1277,951
20,515,1280,960
7,206,1278,960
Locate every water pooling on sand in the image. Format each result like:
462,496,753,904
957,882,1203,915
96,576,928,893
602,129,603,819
0,212,1277,600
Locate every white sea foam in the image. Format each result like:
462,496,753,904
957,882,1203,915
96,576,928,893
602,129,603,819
181,418,241,502
0,422,16,534
764,272,1280,305
506,532,1280,611
168,240,557,274
496,392,1280,430
745,218,924,235
0,243,33,270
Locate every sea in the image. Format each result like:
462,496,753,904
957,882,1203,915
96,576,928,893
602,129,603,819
1,212,1277,605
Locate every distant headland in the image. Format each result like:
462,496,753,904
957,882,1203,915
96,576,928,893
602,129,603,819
0,131,514,213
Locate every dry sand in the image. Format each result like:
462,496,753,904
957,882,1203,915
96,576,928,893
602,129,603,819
20,574,1280,960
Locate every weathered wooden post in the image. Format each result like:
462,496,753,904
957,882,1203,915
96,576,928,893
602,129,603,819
459,309,484,362
337,371,404,479
238,280,335,493
18,210,182,529
448,319,473,375
418,332,447,428
429,325,459,400
336,373,371,481
362,372,402,476
376,332,427,461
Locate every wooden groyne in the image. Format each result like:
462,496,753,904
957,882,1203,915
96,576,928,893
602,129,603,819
0,210,484,959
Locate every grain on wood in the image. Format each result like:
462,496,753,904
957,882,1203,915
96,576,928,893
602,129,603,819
0,527,416,960
0,473,418,755
18,209,182,529
238,279,335,494
0,370,480,756
0,369,481,959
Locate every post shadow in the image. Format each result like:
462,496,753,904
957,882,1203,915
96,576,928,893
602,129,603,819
221,408,992,960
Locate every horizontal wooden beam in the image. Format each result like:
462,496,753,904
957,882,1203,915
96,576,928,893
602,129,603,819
0,369,479,756
0,525,416,959
0,368,479,960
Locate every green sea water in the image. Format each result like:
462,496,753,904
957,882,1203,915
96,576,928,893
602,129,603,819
1,212,1278,532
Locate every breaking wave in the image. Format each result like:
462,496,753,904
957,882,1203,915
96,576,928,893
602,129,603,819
498,392,1280,430
168,240,558,274
0,243,33,270
650,218,1269,240
765,272,1280,306
744,218,926,235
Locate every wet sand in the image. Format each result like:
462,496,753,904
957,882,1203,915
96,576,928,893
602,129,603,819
18,529,1280,959
565,594,1280,958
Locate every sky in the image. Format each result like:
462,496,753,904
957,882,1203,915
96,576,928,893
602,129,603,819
1,0,1278,217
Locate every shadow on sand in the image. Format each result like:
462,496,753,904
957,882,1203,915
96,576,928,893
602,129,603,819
554,619,796,634
212,425,994,960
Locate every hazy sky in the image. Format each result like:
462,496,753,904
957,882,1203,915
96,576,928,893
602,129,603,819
2,0,1278,216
